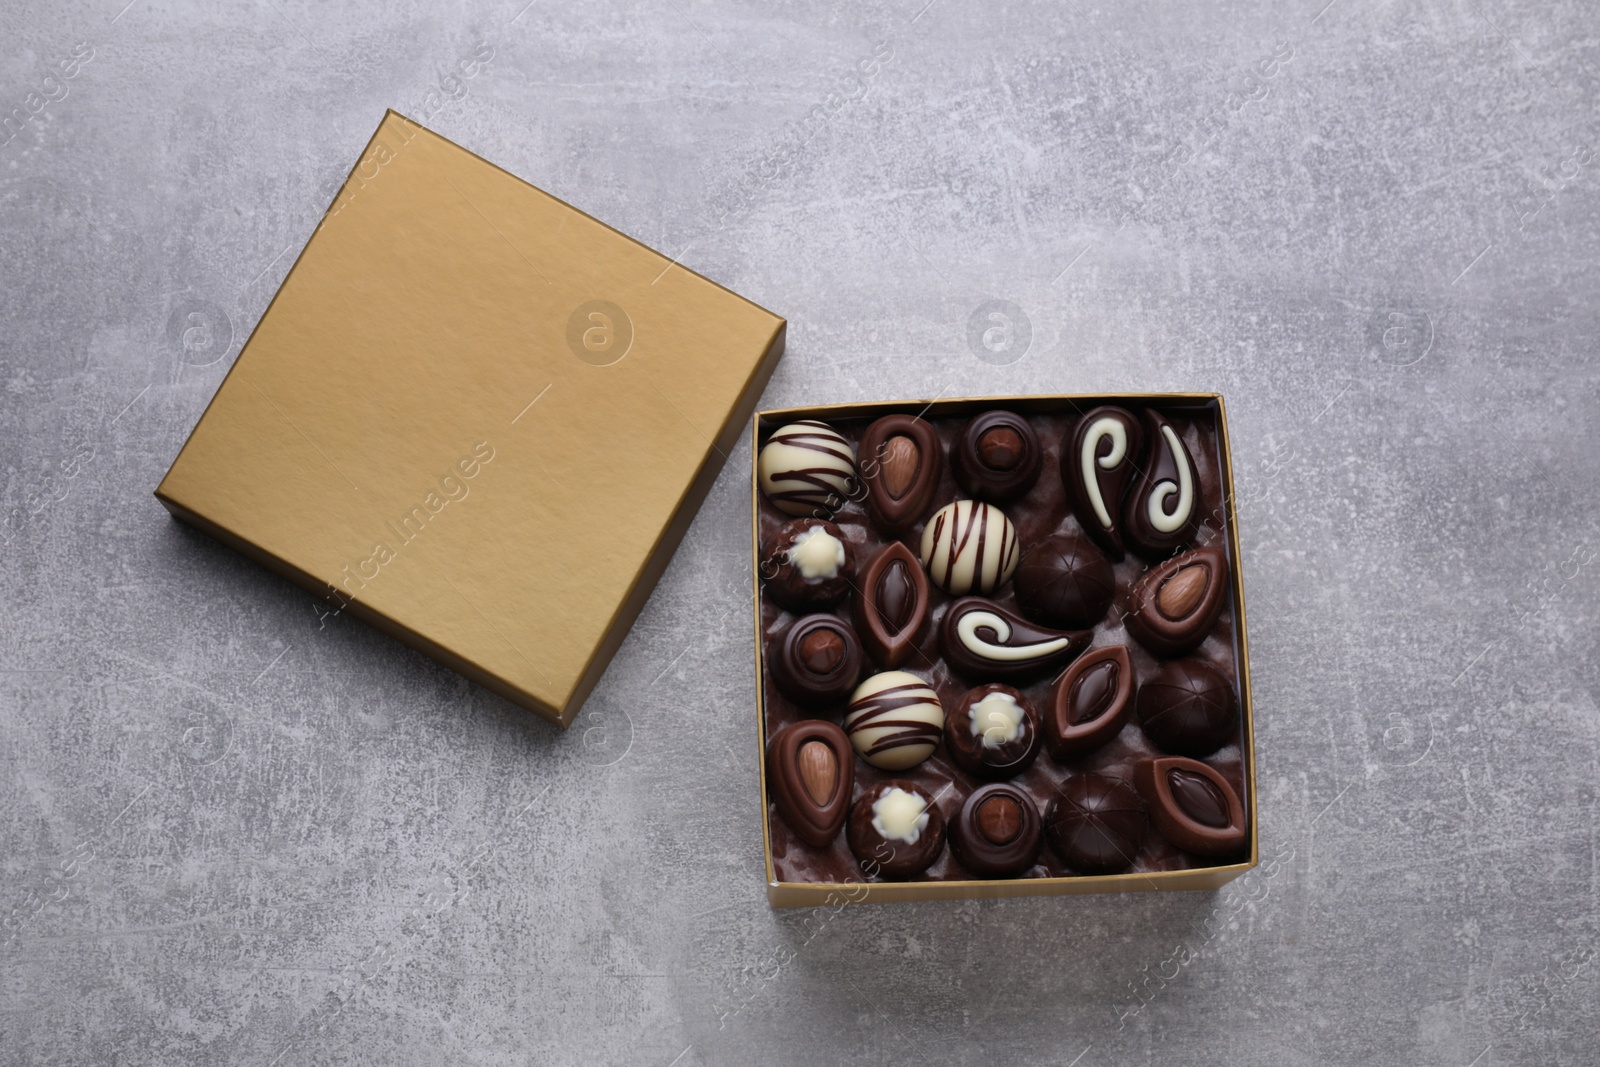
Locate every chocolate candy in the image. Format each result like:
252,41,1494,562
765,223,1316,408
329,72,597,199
768,614,864,708
758,420,856,517
1124,409,1200,559
1013,534,1115,628
1046,644,1133,761
1134,756,1248,857
765,720,854,847
844,670,944,770
919,500,1020,596
851,541,931,668
1063,406,1142,560
858,414,942,532
939,598,1090,681
944,683,1041,780
1135,658,1238,757
1126,544,1228,656
1044,774,1147,873
761,518,855,612
951,410,1042,502
847,780,946,878
950,783,1043,877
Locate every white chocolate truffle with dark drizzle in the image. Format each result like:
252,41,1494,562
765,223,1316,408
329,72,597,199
844,671,944,771
758,420,856,517
919,500,1020,596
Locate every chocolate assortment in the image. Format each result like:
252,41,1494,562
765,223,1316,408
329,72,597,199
757,399,1250,888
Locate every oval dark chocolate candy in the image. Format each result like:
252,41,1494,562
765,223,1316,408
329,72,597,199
1135,658,1238,757
846,780,946,879
765,720,854,847
1123,408,1202,559
939,597,1091,681
851,541,931,668
1133,756,1248,857
858,414,942,532
768,613,864,708
950,783,1043,877
1062,406,1143,561
1046,644,1134,760
1044,774,1147,874
1126,544,1228,656
1013,533,1116,629
950,410,1042,502
944,683,1041,780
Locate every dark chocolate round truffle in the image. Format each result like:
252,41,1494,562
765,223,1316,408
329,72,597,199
760,518,855,612
950,783,1043,877
943,683,1041,780
768,614,864,709
1135,658,1239,757
1013,534,1115,629
846,780,946,879
1044,774,1147,873
951,410,1042,502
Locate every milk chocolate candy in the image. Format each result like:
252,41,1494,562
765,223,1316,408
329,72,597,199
1045,644,1134,761
766,720,854,847
858,414,942,532
1133,756,1247,857
1126,544,1228,656
1062,406,1143,560
851,541,931,668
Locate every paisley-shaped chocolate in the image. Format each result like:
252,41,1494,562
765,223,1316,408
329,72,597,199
851,541,931,668
919,500,1021,596
858,414,942,532
1123,409,1201,559
949,783,1043,878
765,720,854,847
1126,544,1228,656
943,683,1041,780
844,671,944,770
1045,644,1133,761
757,420,856,517
760,518,855,613
767,613,864,709
1062,406,1143,560
938,598,1091,680
847,780,946,879
1133,756,1248,857
950,410,1042,502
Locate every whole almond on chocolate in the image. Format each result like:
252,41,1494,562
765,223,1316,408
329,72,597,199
1157,565,1207,620
798,741,838,807
1126,545,1228,657
880,435,919,499
858,414,942,532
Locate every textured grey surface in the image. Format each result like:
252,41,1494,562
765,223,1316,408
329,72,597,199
2,0,1597,1063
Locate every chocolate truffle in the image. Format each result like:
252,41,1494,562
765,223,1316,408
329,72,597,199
757,420,856,517
1062,406,1143,560
1133,756,1248,857
1126,544,1228,657
951,410,1042,502
950,783,1044,877
939,597,1090,681
858,414,942,532
766,720,854,847
944,683,1041,780
851,541,931,668
1045,644,1134,761
768,614,864,709
1135,658,1238,757
761,519,855,612
1013,534,1116,629
1123,409,1201,559
844,671,944,770
919,500,1021,596
847,780,946,878
1044,774,1147,873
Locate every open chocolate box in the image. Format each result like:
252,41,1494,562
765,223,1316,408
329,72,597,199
751,394,1257,907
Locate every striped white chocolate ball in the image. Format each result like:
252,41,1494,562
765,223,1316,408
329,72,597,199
844,671,944,771
758,420,856,517
919,500,1020,596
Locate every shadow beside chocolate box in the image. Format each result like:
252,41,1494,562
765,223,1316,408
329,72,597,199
752,395,1258,907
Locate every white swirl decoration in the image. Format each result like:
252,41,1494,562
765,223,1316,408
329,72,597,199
1146,424,1195,534
955,609,1070,663
1079,415,1128,531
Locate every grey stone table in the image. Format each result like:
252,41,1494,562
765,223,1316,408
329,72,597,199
2,0,1596,1063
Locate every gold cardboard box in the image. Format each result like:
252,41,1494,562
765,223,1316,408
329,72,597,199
752,395,1257,907
157,111,785,727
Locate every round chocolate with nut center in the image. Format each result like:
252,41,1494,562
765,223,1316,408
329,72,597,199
798,629,844,674
977,426,1024,470
976,794,1023,845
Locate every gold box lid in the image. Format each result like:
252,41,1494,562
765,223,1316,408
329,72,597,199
156,111,786,727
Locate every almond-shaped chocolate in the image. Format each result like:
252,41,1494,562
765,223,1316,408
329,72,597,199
1126,544,1228,656
939,598,1091,680
949,783,1043,877
858,414,942,532
1133,756,1247,857
1123,408,1201,559
1062,406,1143,560
950,410,1042,502
766,720,854,847
767,613,864,709
852,541,931,668
943,683,1041,780
1046,644,1133,760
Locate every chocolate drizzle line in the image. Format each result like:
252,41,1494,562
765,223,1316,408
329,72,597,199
846,680,941,760
764,420,855,512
